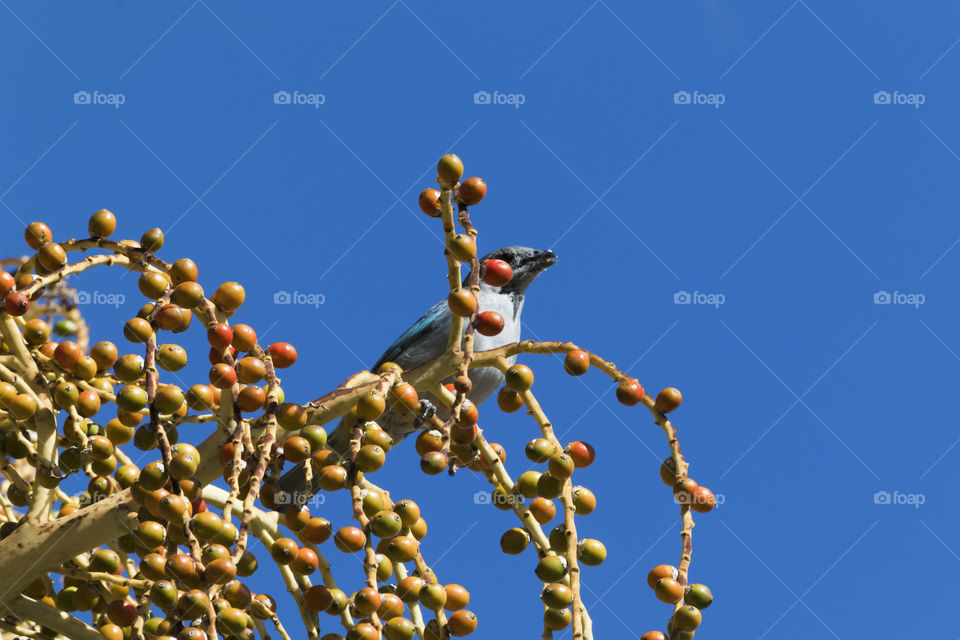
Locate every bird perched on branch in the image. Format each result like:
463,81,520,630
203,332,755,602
275,246,557,506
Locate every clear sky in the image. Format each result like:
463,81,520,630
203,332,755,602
2,2,959,638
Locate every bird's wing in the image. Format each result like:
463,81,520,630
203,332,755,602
372,300,452,373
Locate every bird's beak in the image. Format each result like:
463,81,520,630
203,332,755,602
527,250,558,269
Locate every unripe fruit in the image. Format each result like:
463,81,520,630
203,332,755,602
138,271,170,299
654,577,684,604
673,605,702,631
355,444,386,472
564,349,590,376
544,607,572,631
88,209,116,238
535,555,568,582
505,364,534,391
116,385,147,412
640,633,667,640
516,470,541,498
655,387,682,413
212,281,245,311
370,510,403,538
497,386,524,412
23,318,49,345
419,583,447,610
525,438,555,463
170,258,198,284
25,222,52,249
474,311,504,336
685,583,713,609
420,451,448,475
578,538,607,566
548,453,575,479
541,583,573,609
572,486,596,515
458,177,486,206
449,234,477,263
0,271,14,298
384,616,417,640
537,473,563,499
140,227,164,252
437,154,464,188
529,497,556,524
270,538,299,564
616,379,645,406
277,403,307,429
283,435,311,463
303,517,332,544
447,288,477,317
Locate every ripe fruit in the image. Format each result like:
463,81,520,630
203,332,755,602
655,387,682,413
106,599,136,626
86,208,116,238
691,486,716,513
647,565,677,589
268,342,297,368
37,242,67,271
566,441,595,468
437,154,464,188
3,291,29,316
447,288,477,317
207,324,233,350
0,271,14,297
270,538,299,564
474,311,504,336
640,633,667,640
659,456,678,485
447,609,478,636
389,383,419,413
563,349,590,376
505,364,534,392
654,577,684,604
356,390,386,421
25,222,52,249
458,177,486,206
291,547,318,575
420,451,448,475
90,341,118,371
209,363,237,389
673,478,698,505
685,583,713,609
481,258,512,286
353,587,382,616
529,497,556,524
497,387,524,412
334,527,365,553
616,379,645,406
418,188,442,217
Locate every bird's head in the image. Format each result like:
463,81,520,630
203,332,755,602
474,246,557,295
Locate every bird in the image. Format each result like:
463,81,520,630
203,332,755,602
274,246,557,507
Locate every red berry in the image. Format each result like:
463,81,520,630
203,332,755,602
481,259,512,287
0,271,15,298
418,189,442,217
3,292,29,316
207,324,233,350
691,486,716,513
458,177,487,206
209,363,237,389
565,441,595,468
616,379,645,406
474,311,504,336
268,342,297,368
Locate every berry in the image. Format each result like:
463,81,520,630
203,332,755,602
140,227,164,252
497,387,524,412
458,177,486,206
268,342,297,368
207,324,233,350
578,539,606,566
616,379,645,406
655,387,682,413
448,234,476,262
647,565,677,589
447,609,477,636
541,583,573,609
37,242,67,271
88,209,116,238
563,349,590,376
3,292,29,316
685,583,713,609
505,363,534,392
690,486,716,513
25,222,52,249
566,441,595,468
447,288,477,317
475,311,504,336
673,605,702,631
418,188,442,217
654,577,684,604
212,282,245,311
481,258,512,286
437,154,464,188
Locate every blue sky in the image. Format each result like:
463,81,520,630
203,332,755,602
2,2,960,638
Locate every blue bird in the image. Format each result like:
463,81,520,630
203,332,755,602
274,246,557,506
